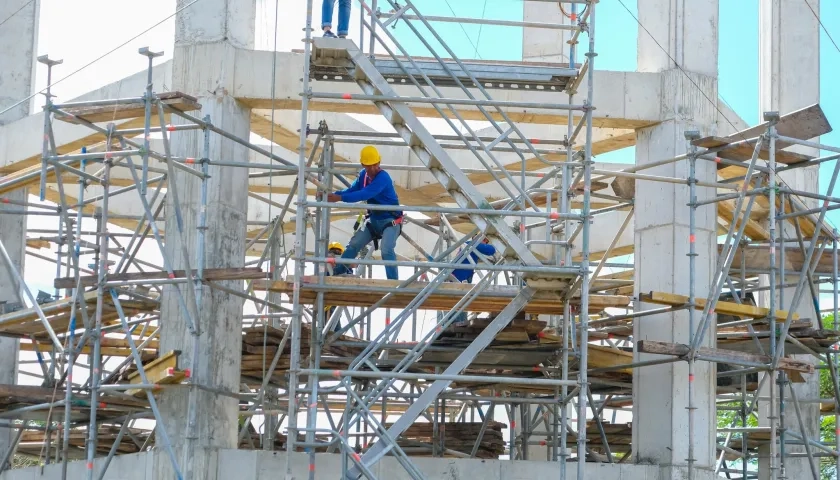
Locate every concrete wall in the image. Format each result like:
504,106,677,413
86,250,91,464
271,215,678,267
0,449,661,480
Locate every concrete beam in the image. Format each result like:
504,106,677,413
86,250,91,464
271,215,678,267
0,61,173,173
235,48,662,129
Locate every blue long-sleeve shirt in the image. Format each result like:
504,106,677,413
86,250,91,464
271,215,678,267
336,169,402,220
451,242,497,283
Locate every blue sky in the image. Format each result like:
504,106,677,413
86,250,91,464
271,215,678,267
392,0,840,227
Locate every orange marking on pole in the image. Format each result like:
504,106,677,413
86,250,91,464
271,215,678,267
185,158,195,164
342,93,353,100
385,317,391,326
570,13,577,21
550,212,560,220
519,224,525,233
689,234,696,243
0,198,7,204
87,462,93,470
688,374,695,382
168,273,175,279
167,125,176,132
537,173,545,178
332,370,341,379
510,421,516,429
531,138,540,145
715,157,721,163
309,464,315,472
184,369,191,378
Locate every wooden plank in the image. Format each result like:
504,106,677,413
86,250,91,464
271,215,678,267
724,244,835,275
639,291,798,322
55,92,200,124
732,104,831,144
54,267,265,289
695,104,830,156
128,350,181,384
637,340,814,374
253,276,631,314
717,199,770,241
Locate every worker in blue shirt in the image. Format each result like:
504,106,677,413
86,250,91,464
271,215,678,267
451,237,497,283
446,237,497,326
327,145,402,280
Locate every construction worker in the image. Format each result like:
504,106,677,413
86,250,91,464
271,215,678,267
326,241,352,276
451,237,497,283
327,145,402,280
447,237,497,326
321,0,351,38
324,241,349,333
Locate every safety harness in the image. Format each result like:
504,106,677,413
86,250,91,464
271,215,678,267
353,170,403,251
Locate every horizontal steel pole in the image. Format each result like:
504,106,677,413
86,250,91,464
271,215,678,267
51,97,145,109
46,159,102,185
778,203,840,220
592,169,737,190
113,124,202,135
307,92,585,111
780,152,840,172
377,13,580,30
302,369,577,386
776,134,840,155
306,200,576,219
305,256,578,275
318,129,568,146
48,151,141,162
332,137,559,155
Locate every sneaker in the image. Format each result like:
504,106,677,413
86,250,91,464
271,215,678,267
323,30,336,38
338,34,347,39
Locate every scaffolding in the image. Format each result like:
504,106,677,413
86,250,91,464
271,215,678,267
0,1,837,480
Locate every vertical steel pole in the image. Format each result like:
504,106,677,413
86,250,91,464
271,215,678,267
834,231,839,477
85,125,113,480
287,0,314,476
577,2,595,478
767,120,779,480
686,133,699,480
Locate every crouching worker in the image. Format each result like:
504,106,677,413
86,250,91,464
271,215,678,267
447,236,497,326
325,241,352,333
327,146,402,280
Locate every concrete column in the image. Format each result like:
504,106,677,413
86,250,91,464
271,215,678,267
757,1,821,479
522,2,572,64
632,1,718,479
0,0,39,467
155,1,255,478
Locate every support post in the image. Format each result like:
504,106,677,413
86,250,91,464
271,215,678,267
0,0,40,465
633,1,719,478
155,1,255,478
757,2,822,478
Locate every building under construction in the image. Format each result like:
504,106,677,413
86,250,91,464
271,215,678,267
0,0,838,479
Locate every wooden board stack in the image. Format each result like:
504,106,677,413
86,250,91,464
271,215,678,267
392,421,507,459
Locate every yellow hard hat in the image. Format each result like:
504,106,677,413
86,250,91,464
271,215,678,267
328,241,345,254
360,145,381,166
